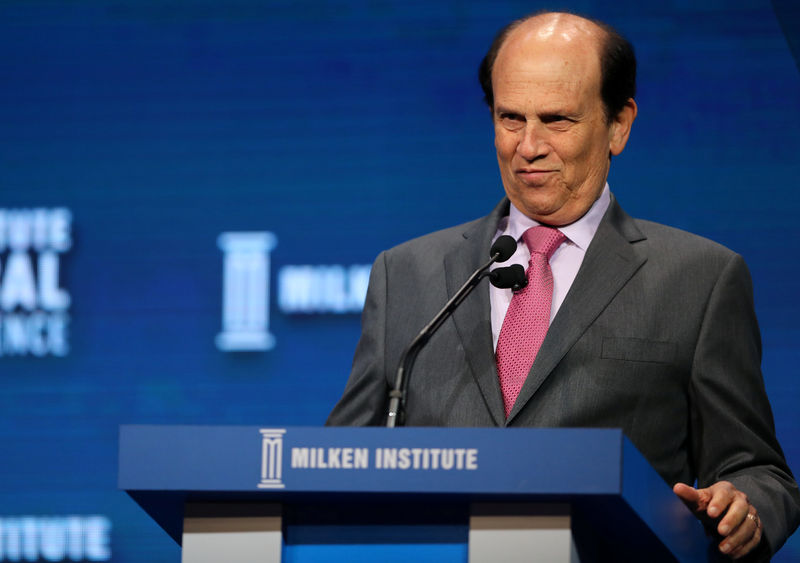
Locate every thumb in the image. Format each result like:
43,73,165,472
673,482,702,505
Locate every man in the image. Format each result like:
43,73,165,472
327,12,800,559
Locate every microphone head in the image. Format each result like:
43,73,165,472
490,235,517,263
489,264,528,291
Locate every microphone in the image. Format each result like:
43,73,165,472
489,264,527,292
386,235,517,427
489,235,517,263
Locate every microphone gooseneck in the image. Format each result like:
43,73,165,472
386,235,518,427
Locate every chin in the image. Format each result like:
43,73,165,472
517,193,564,213
517,204,562,223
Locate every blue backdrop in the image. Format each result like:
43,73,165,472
1,0,798,560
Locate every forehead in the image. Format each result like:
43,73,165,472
492,18,604,108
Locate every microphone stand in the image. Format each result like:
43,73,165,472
386,250,509,428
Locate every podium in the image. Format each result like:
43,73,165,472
118,425,712,562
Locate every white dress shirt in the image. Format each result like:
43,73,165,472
490,184,611,350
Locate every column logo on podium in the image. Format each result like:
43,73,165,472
258,428,287,489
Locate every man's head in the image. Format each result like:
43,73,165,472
479,12,638,226
479,12,637,123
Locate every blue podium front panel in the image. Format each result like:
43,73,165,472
119,425,709,561
119,425,624,495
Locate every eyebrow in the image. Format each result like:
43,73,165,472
494,105,523,116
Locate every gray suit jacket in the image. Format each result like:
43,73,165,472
327,196,800,556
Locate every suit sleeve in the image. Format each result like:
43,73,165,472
689,253,800,556
326,251,391,426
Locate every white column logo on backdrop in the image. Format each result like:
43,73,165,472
216,230,372,352
216,232,278,352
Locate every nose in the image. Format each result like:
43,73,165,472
517,124,548,161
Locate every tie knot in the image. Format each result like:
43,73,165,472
521,226,566,259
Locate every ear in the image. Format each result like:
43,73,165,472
609,98,637,156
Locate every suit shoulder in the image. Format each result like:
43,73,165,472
383,215,490,261
634,218,740,262
378,198,507,262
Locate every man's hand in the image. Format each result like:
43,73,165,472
673,481,763,559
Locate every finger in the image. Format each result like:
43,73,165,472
706,481,737,518
717,492,750,536
729,529,762,560
672,483,699,501
726,512,762,559
672,483,706,509
719,511,755,554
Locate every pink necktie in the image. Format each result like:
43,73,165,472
496,226,566,418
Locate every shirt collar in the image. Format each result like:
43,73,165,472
501,184,611,251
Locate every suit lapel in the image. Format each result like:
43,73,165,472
444,199,509,427
506,198,648,423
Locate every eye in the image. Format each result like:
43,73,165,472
498,112,525,131
541,114,575,129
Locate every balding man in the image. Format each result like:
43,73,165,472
328,12,800,559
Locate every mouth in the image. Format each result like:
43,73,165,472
515,169,556,184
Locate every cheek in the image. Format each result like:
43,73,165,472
494,130,518,160
563,136,607,169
